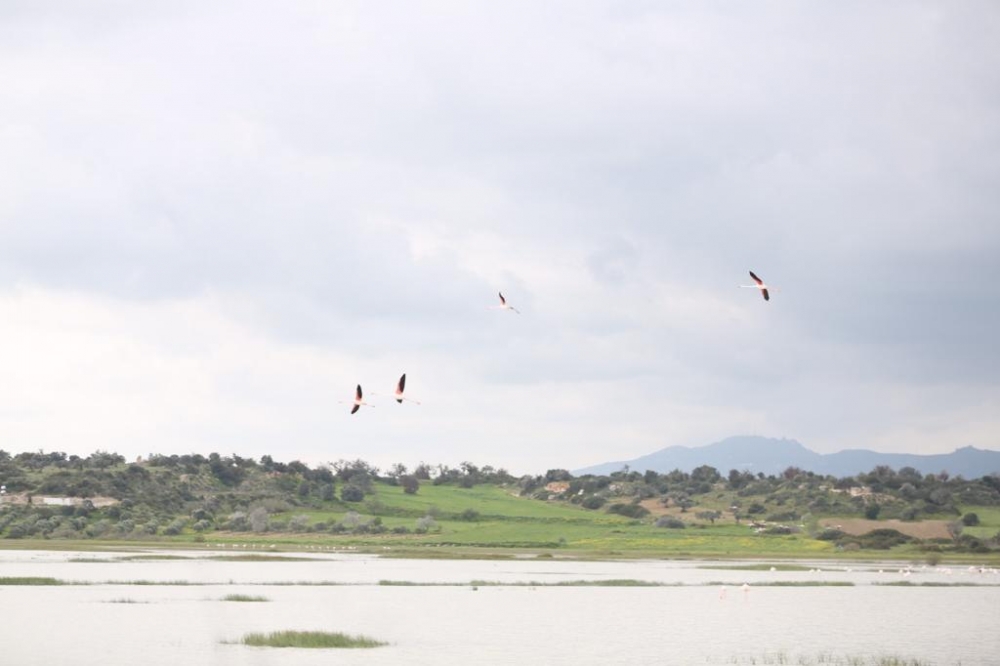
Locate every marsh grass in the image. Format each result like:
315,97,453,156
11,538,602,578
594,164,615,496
701,563,812,572
0,577,65,585
875,581,985,587
377,578,669,587
379,549,516,560
104,598,147,603
206,554,313,562
551,579,667,587
236,630,386,648
102,579,202,587
706,581,854,587
222,593,269,602
120,554,190,561
725,652,931,665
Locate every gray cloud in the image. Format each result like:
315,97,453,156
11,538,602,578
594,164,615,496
1,2,998,469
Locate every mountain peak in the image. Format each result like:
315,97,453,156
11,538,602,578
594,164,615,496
574,437,1000,478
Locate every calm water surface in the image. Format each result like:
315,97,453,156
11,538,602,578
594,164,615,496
1,549,997,665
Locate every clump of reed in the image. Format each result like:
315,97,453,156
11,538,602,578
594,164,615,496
237,630,386,648
0,577,65,585
221,593,269,602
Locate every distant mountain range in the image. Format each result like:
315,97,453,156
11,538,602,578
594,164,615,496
573,436,1000,479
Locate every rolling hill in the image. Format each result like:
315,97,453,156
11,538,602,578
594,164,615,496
574,436,1000,478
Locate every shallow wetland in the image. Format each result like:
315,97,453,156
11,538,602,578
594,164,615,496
0,549,997,665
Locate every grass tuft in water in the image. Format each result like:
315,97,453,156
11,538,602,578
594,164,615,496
552,579,662,587
0,577,65,585
107,579,200,586
724,653,931,665
705,581,854,587
874,581,982,587
378,578,669,587
207,554,313,562
237,630,386,648
222,594,269,602
701,563,812,572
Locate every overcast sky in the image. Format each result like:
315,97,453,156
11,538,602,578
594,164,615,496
1,2,998,474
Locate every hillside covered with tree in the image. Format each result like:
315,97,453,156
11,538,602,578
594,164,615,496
1,449,999,557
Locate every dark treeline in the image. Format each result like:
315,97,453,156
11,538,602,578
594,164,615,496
1,449,999,552
536,464,1000,518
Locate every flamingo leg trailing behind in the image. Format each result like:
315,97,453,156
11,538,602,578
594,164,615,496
489,291,520,313
740,270,772,301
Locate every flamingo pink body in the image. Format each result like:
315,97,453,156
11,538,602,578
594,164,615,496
741,270,771,301
490,291,520,313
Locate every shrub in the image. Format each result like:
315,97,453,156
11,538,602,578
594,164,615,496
655,516,685,529
962,512,980,527
224,511,250,532
855,528,913,550
415,515,437,533
289,515,311,532
340,511,361,529
608,503,650,518
162,518,187,536
957,534,989,553
260,498,293,513
459,509,480,522
763,525,798,535
249,507,269,533
815,528,845,541
341,485,364,502
581,496,606,510
400,475,419,494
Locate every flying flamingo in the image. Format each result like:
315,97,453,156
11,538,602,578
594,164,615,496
339,384,372,414
740,270,772,301
374,374,422,405
392,373,421,405
489,291,520,313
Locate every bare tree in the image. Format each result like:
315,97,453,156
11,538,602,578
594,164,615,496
249,506,269,533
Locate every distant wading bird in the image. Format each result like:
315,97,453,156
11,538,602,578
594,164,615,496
740,270,772,301
340,384,372,414
490,291,520,313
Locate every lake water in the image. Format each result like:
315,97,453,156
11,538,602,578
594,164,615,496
1,549,997,665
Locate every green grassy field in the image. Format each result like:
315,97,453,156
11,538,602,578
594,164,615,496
3,480,998,561
959,505,1000,539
